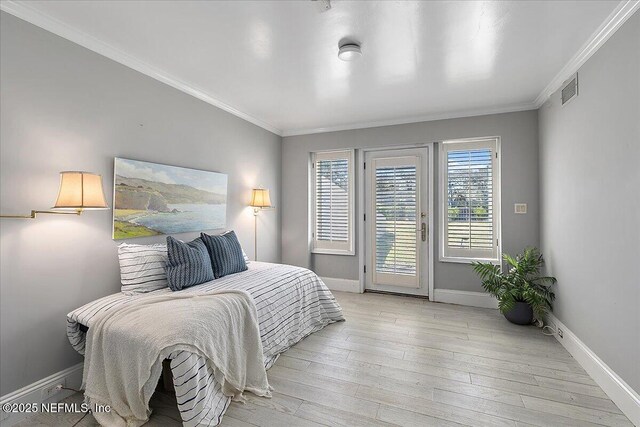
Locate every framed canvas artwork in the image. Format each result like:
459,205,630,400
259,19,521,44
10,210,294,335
113,158,227,239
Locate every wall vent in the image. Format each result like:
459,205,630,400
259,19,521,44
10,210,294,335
561,73,578,106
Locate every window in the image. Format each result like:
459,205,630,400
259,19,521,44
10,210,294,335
440,137,500,263
312,150,355,255
372,156,420,287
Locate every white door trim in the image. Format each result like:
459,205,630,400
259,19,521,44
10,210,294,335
357,143,435,300
357,149,366,293
427,143,435,301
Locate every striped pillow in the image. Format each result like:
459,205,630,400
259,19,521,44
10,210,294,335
166,236,214,291
117,243,169,294
222,230,250,263
201,230,248,279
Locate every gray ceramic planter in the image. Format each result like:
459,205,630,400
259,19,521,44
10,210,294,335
503,301,533,325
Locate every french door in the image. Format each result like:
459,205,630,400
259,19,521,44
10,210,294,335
364,148,429,296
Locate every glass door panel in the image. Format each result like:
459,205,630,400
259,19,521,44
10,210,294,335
372,156,420,288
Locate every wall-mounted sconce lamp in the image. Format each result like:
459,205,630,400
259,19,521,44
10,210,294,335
249,188,274,261
1,171,109,219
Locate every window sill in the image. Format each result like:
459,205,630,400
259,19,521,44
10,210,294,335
312,248,355,256
439,256,500,265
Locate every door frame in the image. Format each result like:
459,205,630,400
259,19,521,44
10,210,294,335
357,143,435,301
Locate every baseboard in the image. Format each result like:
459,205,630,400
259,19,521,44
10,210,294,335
546,313,639,426
432,289,498,309
321,277,361,293
0,363,83,426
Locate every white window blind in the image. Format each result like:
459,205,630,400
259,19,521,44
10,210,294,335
312,150,354,255
440,138,500,262
375,162,418,277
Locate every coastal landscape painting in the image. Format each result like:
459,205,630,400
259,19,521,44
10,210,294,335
113,158,227,239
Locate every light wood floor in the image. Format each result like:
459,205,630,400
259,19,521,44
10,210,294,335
17,291,631,427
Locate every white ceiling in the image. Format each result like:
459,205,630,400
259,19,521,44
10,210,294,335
1,1,631,136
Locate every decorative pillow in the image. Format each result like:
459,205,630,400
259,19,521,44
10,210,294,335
201,230,248,278
117,243,169,294
222,230,249,263
165,236,214,291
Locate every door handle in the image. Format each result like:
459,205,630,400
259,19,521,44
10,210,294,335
418,223,426,242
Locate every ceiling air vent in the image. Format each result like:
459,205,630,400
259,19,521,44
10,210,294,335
561,73,578,106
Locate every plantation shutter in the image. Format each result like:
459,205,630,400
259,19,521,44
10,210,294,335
373,156,420,287
312,150,354,254
441,138,500,261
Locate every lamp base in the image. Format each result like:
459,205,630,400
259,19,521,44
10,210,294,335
250,206,274,261
254,210,258,261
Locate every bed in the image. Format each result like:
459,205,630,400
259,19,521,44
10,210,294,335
67,261,344,426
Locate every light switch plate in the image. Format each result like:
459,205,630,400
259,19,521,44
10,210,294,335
514,203,527,214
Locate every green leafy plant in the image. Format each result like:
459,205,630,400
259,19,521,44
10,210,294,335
472,207,488,218
472,247,556,319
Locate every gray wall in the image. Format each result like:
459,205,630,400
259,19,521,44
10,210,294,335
538,12,639,392
282,110,539,292
0,12,281,396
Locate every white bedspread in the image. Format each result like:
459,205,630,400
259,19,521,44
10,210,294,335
67,262,344,426
84,290,270,427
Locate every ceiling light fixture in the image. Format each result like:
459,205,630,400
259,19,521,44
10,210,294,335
338,43,361,61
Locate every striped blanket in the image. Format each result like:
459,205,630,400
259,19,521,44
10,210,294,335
67,262,344,426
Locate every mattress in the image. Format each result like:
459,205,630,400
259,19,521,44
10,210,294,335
67,262,344,426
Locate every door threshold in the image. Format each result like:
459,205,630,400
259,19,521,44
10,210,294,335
364,289,429,300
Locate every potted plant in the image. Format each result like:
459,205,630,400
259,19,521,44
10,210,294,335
472,247,556,325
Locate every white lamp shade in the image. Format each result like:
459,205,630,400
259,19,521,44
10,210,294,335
52,171,109,210
250,188,272,208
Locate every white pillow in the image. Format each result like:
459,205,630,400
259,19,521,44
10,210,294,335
118,243,169,294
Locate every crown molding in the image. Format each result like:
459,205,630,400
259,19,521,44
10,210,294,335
281,102,537,137
0,1,283,136
534,0,640,107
